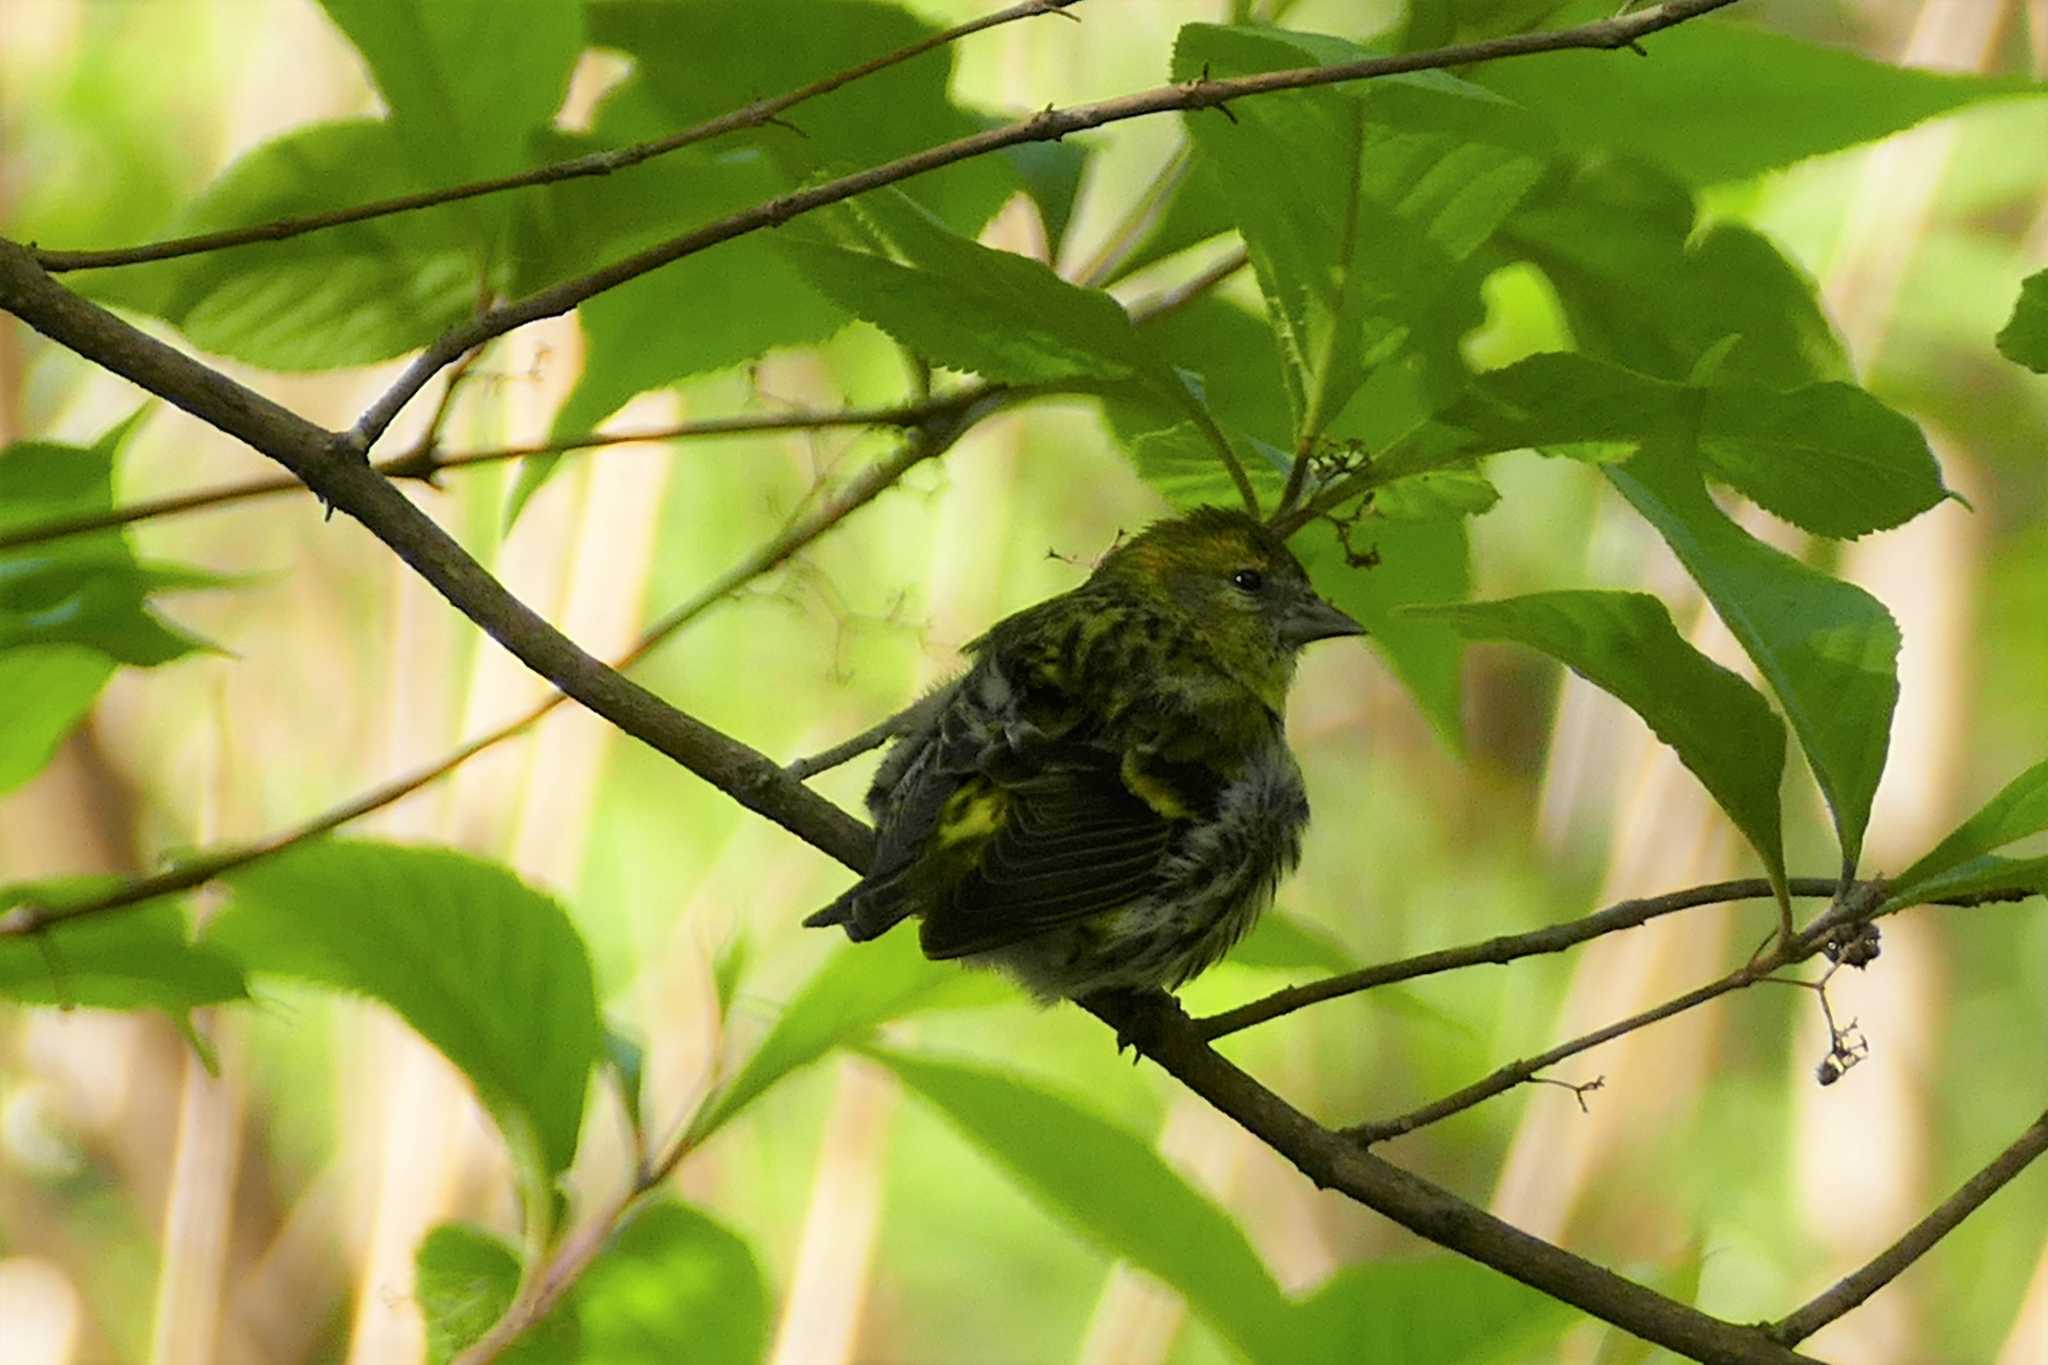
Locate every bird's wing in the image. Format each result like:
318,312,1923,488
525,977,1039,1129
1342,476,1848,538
916,746,1194,960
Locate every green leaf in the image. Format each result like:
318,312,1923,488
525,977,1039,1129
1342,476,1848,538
577,1201,769,1365
83,120,493,369
417,1223,575,1365
1504,161,1849,386
0,421,223,781
1608,436,1899,873
1230,909,1357,975
1124,423,1287,511
414,1203,767,1365
1997,269,2048,373
685,931,1006,1146
1891,757,2048,897
0,880,246,1012
1296,515,1468,745
779,189,1161,389
1172,24,1548,444
1882,854,2048,913
1387,354,1946,539
1294,1258,1572,1365
1373,468,1500,521
589,0,1012,233
872,1047,1293,1361
0,649,113,794
210,841,602,1180
1406,591,1787,900
316,0,582,190
1475,4,2044,186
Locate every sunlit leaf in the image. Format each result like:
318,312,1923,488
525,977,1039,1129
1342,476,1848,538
416,1223,569,1365
212,841,602,1181
0,880,244,1012
1173,24,1548,446
1476,2,2044,186
577,1201,769,1365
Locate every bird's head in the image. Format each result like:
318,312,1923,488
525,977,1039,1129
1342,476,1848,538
1092,506,1366,708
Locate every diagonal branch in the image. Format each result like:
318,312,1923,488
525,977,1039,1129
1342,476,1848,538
0,237,872,869
32,0,1088,274
1768,1107,2048,1345
344,0,1745,449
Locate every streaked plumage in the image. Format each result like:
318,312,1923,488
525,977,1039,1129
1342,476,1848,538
805,506,1363,1001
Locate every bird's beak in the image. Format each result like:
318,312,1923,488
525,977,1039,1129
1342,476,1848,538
1280,592,1367,647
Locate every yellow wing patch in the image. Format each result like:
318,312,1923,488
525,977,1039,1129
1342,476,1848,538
936,783,1008,846
1120,750,1194,820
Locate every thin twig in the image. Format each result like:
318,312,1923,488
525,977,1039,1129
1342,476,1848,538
1339,879,2046,1145
1768,1108,2048,1345
1198,876,1847,1040
343,0,1745,449
0,401,951,555
32,0,1090,274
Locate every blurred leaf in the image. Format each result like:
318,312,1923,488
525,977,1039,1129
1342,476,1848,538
577,1201,769,1365
1882,854,2048,914
686,930,1007,1146
1505,160,1848,385
873,1047,1293,1361
1173,24,1547,445
1296,515,1468,745
416,1223,571,1365
0,421,221,789
212,841,602,1180
414,1202,766,1365
0,649,113,793
316,0,582,190
84,120,493,369
1385,354,1947,539
1407,591,1787,900
1891,757,2048,898
589,0,1012,233
1475,3,2044,186
0,880,244,1011
1294,1258,1572,1365
1609,436,1899,873
1231,908,1356,975
1997,269,2048,373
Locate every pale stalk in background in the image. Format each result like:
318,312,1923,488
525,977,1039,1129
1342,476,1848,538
768,388,1032,1364
1789,4,2006,1357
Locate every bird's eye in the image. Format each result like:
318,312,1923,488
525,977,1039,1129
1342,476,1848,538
1229,568,1264,593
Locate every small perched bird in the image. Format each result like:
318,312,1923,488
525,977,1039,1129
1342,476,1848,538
805,506,1364,1002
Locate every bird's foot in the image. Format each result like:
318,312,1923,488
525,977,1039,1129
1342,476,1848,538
1087,988,1186,1060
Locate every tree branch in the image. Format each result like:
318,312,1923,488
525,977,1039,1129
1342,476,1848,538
343,0,1745,449
0,237,872,869
1198,876,1843,1040
1082,994,1818,1365
30,0,1088,274
1769,1107,2048,1345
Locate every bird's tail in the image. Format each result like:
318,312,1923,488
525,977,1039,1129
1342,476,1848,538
802,876,914,942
